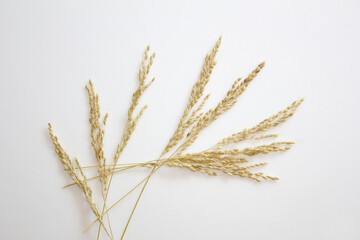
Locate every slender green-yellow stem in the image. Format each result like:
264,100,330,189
82,164,162,233
120,142,184,239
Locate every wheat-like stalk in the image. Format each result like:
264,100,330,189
85,81,109,193
48,123,112,238
47,37,303,240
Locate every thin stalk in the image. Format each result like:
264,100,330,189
120,143,185,239
82,165,161,233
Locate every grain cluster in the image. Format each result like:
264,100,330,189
48,37,303,240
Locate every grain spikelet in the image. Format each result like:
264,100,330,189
47,123,111,238
177,62,265,154
215,98,304,147
114,46,156,164
163,37,221,154
85,80,108,192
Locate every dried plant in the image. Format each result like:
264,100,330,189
48,37,303,239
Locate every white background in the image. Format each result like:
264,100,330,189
1,1,360,239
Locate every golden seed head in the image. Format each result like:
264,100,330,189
48,38,304,234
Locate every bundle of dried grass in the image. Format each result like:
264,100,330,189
48,37,303,239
